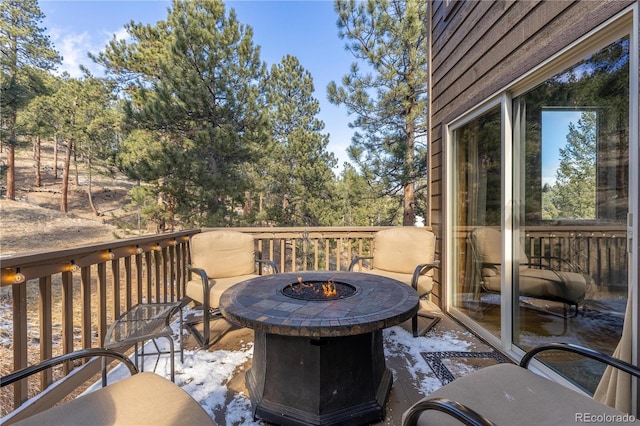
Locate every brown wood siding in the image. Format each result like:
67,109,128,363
427,0,634,307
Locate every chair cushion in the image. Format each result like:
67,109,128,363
481,268,587,305
190,231,255,278
407,364,638,426
186,274,259,309
365,268,434,298
518,268,587,305
372,227,436,275
472,227,528,264
14,372,215,426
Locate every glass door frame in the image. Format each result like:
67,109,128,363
444,94,520,357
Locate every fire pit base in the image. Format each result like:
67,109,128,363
246,330,392,426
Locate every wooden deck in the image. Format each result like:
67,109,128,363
182,305,498,426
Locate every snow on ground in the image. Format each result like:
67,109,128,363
93,313,478,425
384,325,477,395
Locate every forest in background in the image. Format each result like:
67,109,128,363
2,0,430,231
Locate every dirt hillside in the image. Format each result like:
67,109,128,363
1,144,141,256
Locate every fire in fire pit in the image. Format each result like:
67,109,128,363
282,276,357,301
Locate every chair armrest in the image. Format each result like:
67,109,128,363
1,348,138,388
186,264,209,283
520,342,640,378
185,264,211,312
257,258,279,274
349,256,373,271
411,261,440,291
402,397,495,426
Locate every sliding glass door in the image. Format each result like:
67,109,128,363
450,105,503,339
449,33,632,395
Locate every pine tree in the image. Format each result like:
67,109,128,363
15,71,58,187
45,73,117,213
336,163,394,226
550,111,597,219
1,0,61,199
262,55,338,226
327,0,429,225
93,0,268,227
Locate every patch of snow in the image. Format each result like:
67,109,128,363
384,326,475,395
86,318,477,424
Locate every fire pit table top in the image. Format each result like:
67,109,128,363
219,271,419,338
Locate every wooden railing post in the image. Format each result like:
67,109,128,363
38,276,53,389
61,270,74,374
12,282,28,406
80,266,91,349
97,262,107,347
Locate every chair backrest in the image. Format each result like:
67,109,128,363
190,230,255,278
372,227,436,274
471,227,528,266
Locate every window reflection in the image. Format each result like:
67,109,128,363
451,106,502,338
514,36,629,393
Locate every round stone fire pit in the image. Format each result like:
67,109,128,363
221,271,418,338
220,271,419,426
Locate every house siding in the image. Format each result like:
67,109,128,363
427,0,634,307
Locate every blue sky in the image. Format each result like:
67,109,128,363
39,0,356,170
541,110,581,187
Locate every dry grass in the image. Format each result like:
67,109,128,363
1,145,146,416
1,144,142,257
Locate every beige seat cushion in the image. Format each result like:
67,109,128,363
372,227,436,274
15,372,215,426
188,231,258,308
190,231,255,278
482,267,588,305
186,273,258,309
407,364,638,425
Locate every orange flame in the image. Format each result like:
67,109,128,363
322,279,337,297
293,276,337,298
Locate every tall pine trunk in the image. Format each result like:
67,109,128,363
85,156,98,216
61,139,72,212
403,122,416,226
34,136,42,187
6,116,17,200
53,136,59,179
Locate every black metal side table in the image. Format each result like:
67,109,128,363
103,302,184,383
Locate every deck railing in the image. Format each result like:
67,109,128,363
0,230,198,420
0,224,626,420
0,226,389,419
523,226,628,290
454,225,628,295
